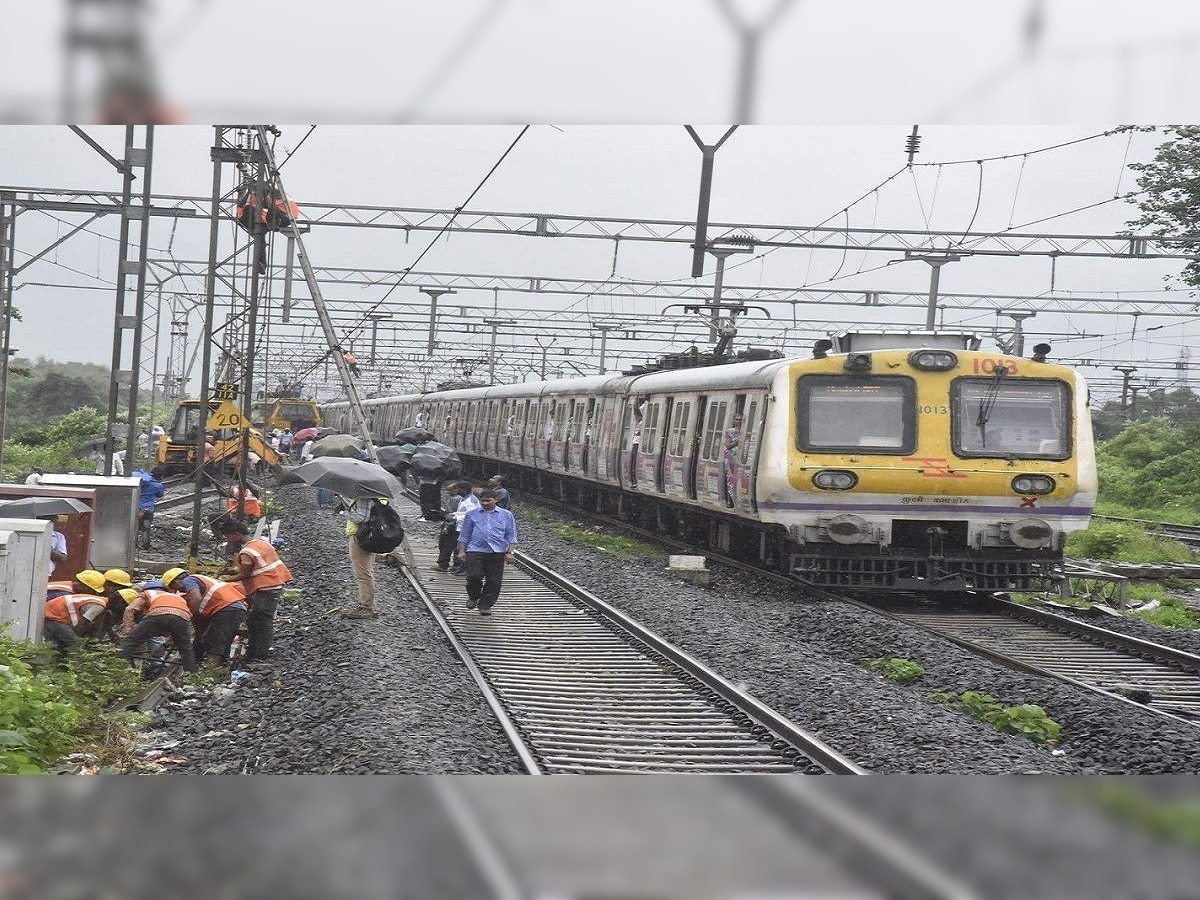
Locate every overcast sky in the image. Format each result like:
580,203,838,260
0,124,1194,402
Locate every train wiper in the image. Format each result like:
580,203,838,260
975,365,1009,448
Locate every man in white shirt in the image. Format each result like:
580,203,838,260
42,516,68,576
24,468,44,485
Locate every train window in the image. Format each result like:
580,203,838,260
667,402,692,456
952,378,1071,459
553,402,569,441
701,401,728,461
741,399,760,464
796,376,915,454
642,402,662,453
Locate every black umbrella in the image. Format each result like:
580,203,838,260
413,440,459,460
375,444,412,474
409,455,453,479
315,427,340,438
0,497,92,517
395,427,434,445
280,458,403,500
310,434,365,458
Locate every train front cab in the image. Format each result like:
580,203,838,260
779,342,1094,593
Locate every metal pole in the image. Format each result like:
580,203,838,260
925,261,943,331
711,252,730,343
188,126,224,567
0,194,15,479
420,287,454,357
124,125,154,468
282,233,295,323
104,126,137,477
685,126,737,278
238,217,266,521
147,283,163,467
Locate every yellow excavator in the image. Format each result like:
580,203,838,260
154,399,282,477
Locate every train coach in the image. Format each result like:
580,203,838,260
325,331,1096,593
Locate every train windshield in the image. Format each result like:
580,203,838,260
952,378,1070,459
796,376,915,454
279,403,316,424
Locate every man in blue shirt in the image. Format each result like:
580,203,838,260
456,489,518,616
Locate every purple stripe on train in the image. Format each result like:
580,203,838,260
758,501,1094,516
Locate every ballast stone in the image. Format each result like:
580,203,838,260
668,554,711,587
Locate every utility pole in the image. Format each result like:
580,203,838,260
484,317,515,383
593,323,618,373
0,192,15,479
1000,311,1036,357
685,126,738,277
906,250,967,330
420,287,455,357
366,312,393,363
1114,365,1138,411
705,240,754,342
535,335,555,379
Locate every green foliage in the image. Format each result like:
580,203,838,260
523,510,662,558
0,637,82,774
1133,594,1200,630
862,656,925,683
1,406,109,482
1129,125,1200,289
931,689,1061,745
1086,782,1200,852
1,357,112,438
1066,522,1195,564
1092,418,1200,519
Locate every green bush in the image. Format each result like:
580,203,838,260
862,656,925,683
0,638,82,774
1066,523,1195,564
931,689,1062,745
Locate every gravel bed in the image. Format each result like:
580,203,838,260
145,485,524,774
515,498,1200,774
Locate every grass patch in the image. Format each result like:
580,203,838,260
1133,594,1200,630
0,637,148,774
930,689,1062,745
1083,782,1200,853
862,657,925,683
523,508,662,558
1067,522,1196,564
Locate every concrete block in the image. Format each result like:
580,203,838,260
668,554,710,587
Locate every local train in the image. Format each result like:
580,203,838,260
324,331,1097,593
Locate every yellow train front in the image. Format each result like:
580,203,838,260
766,332,1096,592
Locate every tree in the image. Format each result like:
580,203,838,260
1128,126,1200,289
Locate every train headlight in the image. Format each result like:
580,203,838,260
907,349,959,371
826,514,872,544
1009,517,1054,549
813,470,858,490
1012,474,1055,495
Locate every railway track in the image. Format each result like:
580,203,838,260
516,490,1200,727
436,776,977,900
872,595,1200,725
400,507,863,774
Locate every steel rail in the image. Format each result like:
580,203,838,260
399,562,543,774
512,551,864,774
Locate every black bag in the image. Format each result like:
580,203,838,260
354,500,405,553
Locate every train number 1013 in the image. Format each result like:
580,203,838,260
919,405,949,414
972,357,1020,375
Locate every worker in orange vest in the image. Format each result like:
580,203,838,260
42,589,132,655
226,485,263,520
117,587,198,672
161,567,248,668
342,350,361,378
219,520,292,670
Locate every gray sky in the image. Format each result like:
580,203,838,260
1,124,1194,403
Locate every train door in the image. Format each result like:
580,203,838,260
655,399,674,493
581,398,597,474
550,400,569,468
738,394,763,513
685,396,706,500
663,398,692,496
567,399,585,471
634,398,656,489
696,397,729,507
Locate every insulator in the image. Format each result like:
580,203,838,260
905,134,922,156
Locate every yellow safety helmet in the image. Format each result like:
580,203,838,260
161,567,187,587
75,570,106,593
117,588,140,603
103,568,133,587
